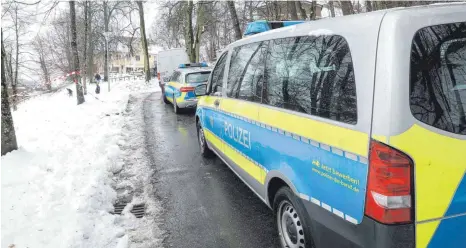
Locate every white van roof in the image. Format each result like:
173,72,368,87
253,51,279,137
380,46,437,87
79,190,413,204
225,3,466,50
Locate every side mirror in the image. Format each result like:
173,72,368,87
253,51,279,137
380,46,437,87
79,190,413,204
194,84,208,96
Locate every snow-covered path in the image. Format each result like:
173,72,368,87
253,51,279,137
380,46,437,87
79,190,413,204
1,80,162,248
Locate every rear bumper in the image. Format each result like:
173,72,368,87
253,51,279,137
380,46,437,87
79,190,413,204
302,200,415,248
177,98,198,108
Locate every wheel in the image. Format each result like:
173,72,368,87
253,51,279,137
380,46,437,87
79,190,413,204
274,187,315,248
196,120,214,158
173,94,180,114
163,94,169,104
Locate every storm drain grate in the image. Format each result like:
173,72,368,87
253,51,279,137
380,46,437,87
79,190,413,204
130,204,146,218
113,203,127,215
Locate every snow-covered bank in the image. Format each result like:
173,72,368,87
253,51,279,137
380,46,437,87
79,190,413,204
1,80,161,248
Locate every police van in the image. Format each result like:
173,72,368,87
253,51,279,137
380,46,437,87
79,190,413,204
194,4,466,248
163,63,211,113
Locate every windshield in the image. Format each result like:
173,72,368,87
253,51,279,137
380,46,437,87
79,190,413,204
186,72,211,84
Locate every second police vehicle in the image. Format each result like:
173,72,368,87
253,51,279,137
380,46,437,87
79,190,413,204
163,63,211,114
194,3,466,248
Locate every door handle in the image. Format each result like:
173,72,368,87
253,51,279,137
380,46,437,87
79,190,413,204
214,99,220,107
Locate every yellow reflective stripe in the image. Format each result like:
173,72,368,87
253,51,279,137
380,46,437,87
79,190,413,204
371,134,387,143
221,98,260,121
390,124,466,222
203,128,223,151
416,221,440,248
204,128,266,184
258,107,368,157
168,82,182,88
221,98,367,156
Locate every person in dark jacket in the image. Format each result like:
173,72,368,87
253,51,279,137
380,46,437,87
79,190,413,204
95,73,101,94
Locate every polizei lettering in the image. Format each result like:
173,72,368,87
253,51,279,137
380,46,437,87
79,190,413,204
224,121,251,149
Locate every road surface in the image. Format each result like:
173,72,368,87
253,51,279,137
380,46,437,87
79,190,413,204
143,92,280,248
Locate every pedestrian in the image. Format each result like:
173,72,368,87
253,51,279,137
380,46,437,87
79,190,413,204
95,73,101,94
66,88,73,97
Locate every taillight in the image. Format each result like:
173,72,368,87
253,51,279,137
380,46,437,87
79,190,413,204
365,140,413,224
180,86,195,92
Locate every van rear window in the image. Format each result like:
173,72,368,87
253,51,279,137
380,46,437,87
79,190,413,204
410,22,466,135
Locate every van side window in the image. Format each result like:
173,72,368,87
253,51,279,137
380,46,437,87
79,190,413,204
410,22,466,135
263,35,357,124
209,52,228,95
227,42,267,103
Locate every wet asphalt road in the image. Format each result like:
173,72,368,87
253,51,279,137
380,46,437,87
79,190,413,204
143,92,280,248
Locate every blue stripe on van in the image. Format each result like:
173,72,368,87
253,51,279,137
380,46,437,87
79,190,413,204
202,107,368,224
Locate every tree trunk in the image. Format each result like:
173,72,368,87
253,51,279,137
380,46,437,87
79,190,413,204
12,6,19,111
184,0,195,63
103,1,109,84
288,1,299,20
227,1,242,41
193,1,205,62
296,1,308,20
39,51,51,91
87,4,94,89
69,1,85,105
65,22,72,72
248,1,254,21
272,1,279,20
1,30,18,155
340,1,354,15
328,1,336,17
310,1,317,20
7,52,14,90
137,1,151,82
82,1,88,94
366,0,373,12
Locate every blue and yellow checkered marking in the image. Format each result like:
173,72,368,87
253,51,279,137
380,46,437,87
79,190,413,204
164,81,198,104
389,124,466,248
198,99,370,224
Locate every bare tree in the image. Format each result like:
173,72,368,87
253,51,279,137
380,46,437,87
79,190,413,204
340,1,354,15
227,1,242,41
183,0,206,63
69,1,85,104
310,1,318,20
1,29,18,155
82,1,89,94
288,1,299,20
10,3,20,110
137,1,151,82
103,1,109,83
296,1,308,20
328,1,336,17
32,36,52,91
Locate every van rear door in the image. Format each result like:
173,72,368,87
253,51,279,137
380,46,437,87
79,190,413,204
375,13,466,248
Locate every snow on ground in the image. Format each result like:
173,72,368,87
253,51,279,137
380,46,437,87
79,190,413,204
1,79,162,248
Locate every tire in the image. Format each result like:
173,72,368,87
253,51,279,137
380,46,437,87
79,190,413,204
273,187,315,248
173,95,180,114
196,120,214,158
163,94,169,104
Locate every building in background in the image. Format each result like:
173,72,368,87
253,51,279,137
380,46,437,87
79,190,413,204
94,38,159,74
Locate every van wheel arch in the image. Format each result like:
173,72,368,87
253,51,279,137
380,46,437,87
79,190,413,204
267,177,290,209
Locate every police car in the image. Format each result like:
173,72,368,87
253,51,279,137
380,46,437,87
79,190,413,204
194,4,466,248
162,63,211,113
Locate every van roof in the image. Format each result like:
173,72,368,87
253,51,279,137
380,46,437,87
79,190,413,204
226,3,466,49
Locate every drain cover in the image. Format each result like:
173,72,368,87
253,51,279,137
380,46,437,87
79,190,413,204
113,203,127,215
130,204,145,218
